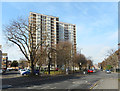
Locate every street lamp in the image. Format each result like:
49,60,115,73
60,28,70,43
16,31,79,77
80,48,83,55
80,48,83,71
79,62,82,71
80,63,81,66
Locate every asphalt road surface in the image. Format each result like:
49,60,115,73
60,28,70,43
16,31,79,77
2,71,21,79
1,71,118,90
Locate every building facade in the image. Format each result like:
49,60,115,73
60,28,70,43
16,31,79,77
2,53,8,70
29,12,59,49
29,12,76,52
0,45,8,70
29,12,76,67
56,21,76,53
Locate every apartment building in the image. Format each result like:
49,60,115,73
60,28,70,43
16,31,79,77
29,12,76,69
56,21,76,53
29,12,76,52
29,12,59,49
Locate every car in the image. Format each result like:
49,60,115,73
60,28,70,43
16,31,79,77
93,69,97,73
20,69,39,75
0,69,2,74
105,70,111,74
20,69,30,75
88,69,93,73
7,68,13,71
19,69,24,73
1,69,6,74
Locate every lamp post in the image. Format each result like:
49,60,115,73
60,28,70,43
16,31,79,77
72,45,74,74
80,48,83,55
80,62,82,70
80,48,83,71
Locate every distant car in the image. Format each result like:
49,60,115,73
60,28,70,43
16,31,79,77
0,69,2,74
93,69,97,73
56,68,59,71
88,69,93,73
105,70,111,74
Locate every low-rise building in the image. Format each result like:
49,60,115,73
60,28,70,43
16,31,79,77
2,53,8,70
0,45,8,71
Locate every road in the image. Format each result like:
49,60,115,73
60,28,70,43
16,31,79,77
1,71,118,90
1,71,21,79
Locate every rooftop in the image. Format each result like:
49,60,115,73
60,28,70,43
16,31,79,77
57,21,76,26
30,12,59,18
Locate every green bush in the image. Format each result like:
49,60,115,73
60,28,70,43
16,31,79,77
106,65,112,70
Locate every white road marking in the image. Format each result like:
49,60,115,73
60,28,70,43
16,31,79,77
85,81,88,83
40,86,50,89
50,87,56,89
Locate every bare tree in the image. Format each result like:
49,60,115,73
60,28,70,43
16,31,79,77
47,47,56,74
105,49,118,69
75,53,87,70
56,41,72,73
35,48,47,72
87,59,93,69
3,18,48,75
19,58,28,69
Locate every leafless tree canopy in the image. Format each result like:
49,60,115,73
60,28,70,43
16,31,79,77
3,18,48,74
56,41,72,69
101,49,119,69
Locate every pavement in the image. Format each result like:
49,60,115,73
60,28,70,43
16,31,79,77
93,78,118,89
92,72,119,90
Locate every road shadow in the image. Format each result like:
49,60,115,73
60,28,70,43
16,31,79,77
2,71,20,76
2,73,86,89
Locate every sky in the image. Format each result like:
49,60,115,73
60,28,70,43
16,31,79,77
1,2,118,64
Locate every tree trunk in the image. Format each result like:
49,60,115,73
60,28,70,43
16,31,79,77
73,62,74,74
31,59,35,75
79,65,81,71
5,57,8,72
64,62,67,74
48,58,51,75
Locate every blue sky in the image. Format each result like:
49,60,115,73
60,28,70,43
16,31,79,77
1,2,118,64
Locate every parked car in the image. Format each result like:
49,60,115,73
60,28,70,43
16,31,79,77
7,68,13,71
20,69,30,75
1,69,6,74
88,69,93,73
19,69,39,75
105,70,111,74
19,69,24,73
